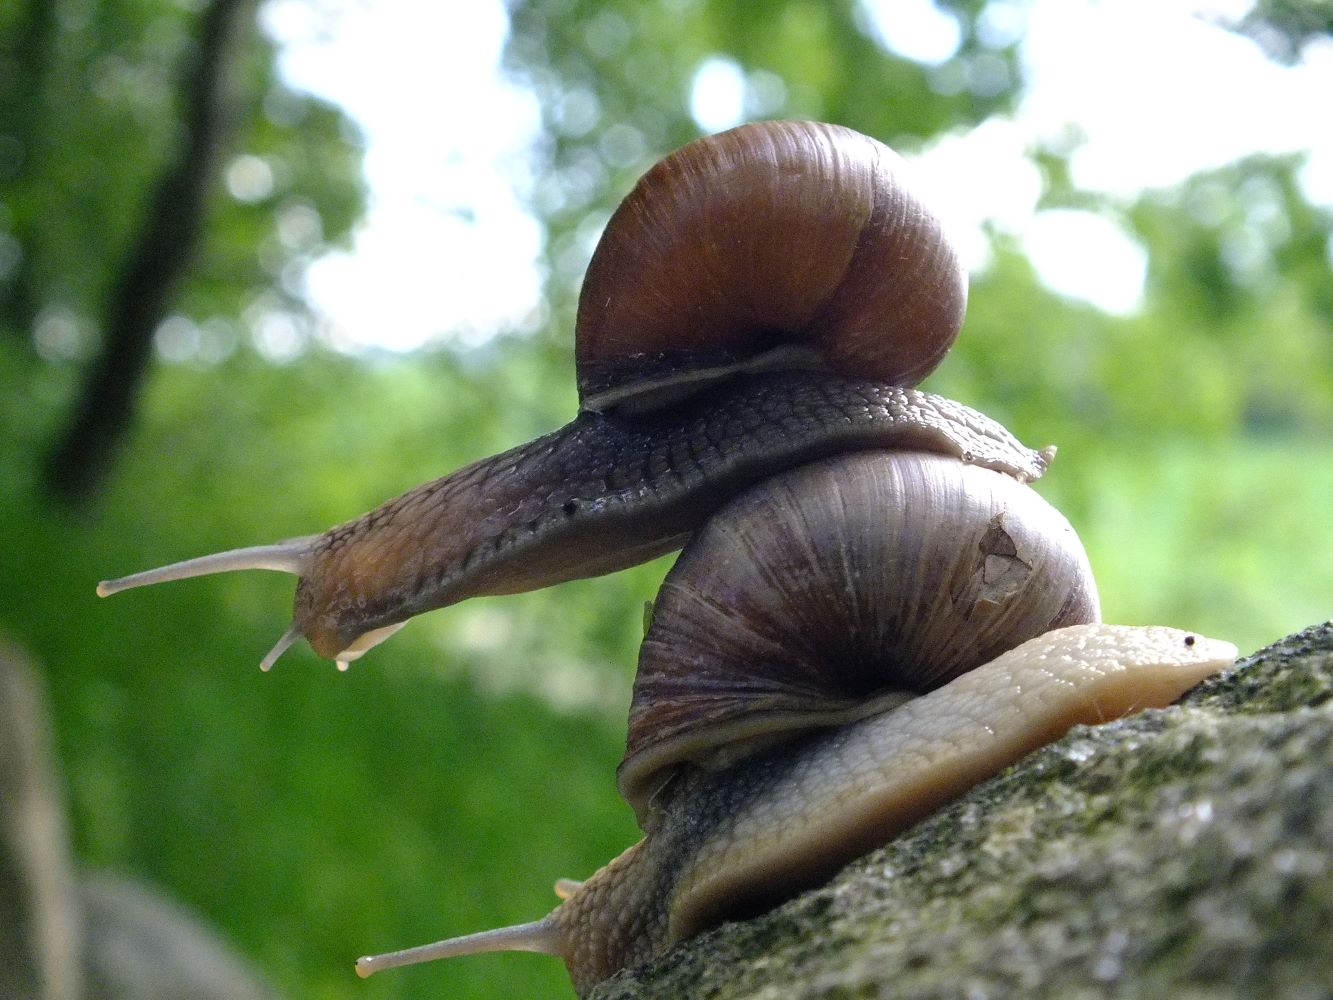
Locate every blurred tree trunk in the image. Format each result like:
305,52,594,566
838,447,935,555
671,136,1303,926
41,0,256,505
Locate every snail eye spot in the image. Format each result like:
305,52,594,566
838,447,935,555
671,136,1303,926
562,500,578,517
1184,634,1196,647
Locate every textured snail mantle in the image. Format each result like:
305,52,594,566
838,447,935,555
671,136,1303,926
97,121,1237,995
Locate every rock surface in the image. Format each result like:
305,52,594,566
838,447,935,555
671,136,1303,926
589,622,1333,1000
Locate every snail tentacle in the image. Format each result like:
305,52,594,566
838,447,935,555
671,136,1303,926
96,537,318,597
355,916,565,979
259,625,303,673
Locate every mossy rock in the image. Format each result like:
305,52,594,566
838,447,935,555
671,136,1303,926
591,622,1333,1000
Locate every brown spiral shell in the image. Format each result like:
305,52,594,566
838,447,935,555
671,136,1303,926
575,120,967,413
617,449,1101,821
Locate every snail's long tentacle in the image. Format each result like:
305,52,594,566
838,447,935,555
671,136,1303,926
96,538,318,597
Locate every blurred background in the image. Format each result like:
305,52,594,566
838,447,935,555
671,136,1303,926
1,0,1329,996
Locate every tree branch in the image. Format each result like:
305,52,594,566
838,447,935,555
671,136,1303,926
41,0,256,505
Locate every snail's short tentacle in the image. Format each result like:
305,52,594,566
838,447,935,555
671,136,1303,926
553,878,584,899
259,625,303,672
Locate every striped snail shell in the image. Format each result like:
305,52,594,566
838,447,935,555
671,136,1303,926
619,449,1101,822
576,120,966,412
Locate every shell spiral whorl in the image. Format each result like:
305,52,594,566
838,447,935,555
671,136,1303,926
618,449,1101,821
575,120,967,412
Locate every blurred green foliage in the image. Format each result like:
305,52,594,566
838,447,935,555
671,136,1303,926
1,1,1330,998
0,0,363,345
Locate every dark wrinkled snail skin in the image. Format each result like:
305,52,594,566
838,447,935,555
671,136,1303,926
293,372,1054,659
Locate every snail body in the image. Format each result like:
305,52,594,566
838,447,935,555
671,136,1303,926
95,121,1239,995
103,374,1052,665
357,621,1234,994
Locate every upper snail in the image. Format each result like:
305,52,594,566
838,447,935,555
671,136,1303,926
96,121,1037,670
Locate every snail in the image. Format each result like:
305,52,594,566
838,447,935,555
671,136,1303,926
97,120,1024,670
352,452,1234,993
94,121,1238,993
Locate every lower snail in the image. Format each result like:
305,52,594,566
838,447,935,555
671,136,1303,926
351,454,1234,993
97,121,1238,994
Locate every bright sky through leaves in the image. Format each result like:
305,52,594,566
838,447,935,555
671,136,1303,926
263,0,1333,349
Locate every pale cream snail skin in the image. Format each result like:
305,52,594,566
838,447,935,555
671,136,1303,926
91,121,1239,994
